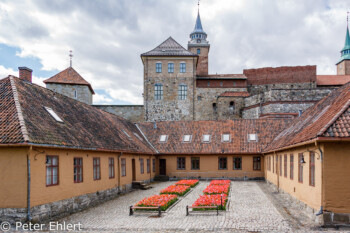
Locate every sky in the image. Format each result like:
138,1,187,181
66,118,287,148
0,0,349,105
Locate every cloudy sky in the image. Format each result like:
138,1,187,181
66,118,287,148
0,0,349,105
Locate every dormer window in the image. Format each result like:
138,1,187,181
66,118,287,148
182,135,192,143
44,106,63,123
159,135,168,143
248,134,258,142
222,134,231,142
202,134,211,143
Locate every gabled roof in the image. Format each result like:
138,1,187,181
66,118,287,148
43,67,95,94
0,76,154,154
317,75,350,86
141,37,197,57
264,81,350,152
137,119,292,155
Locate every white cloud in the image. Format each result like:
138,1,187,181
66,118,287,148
0,0,349,104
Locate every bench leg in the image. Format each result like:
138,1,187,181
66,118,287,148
217,206,219,215
158,206,161,217
129,206,133,216
186,206,189,216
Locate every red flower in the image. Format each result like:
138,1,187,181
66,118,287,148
160,185,191,196
175,179,199,187
136,194,178,211
203,184,230,195
209,180,231,186
193,194,228,210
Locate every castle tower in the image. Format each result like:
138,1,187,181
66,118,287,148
336,19,350,75
188,11,210,76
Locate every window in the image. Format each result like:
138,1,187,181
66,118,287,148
207,81,210,87
168,63,174,73
273,156,275,173
222,134,230,142
46,156,59,186
279,155,282,176
44,106,63,122
220,81,223,87
248,134,258,142
153,159,156,172
197,48,200,54
233,157,242,170
147,159,150,173
180,63,186,73
229,101,235,113
310,152,315,186
183,135,192,142
213,103,217,112
177,157,186,170
73,90,77,99
197,96,202,101
159,135,168,143
154,84,163,100
253,156,261,171
219,157,227,170
191,157,200,170
202,134,211,143
290,154,294,180
275,155,278,174
74,158,83,183
109,158,115,178
298,153,303,183
156,62,162,73
121,158,126,177
140,158,144,174
267,156,270,171
284,154,287,178
93,158,101,180
178,84,187,100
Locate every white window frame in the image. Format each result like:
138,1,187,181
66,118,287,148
248,134,258,142
222,134,231,142
182,135,192,143
202,134,211,143
159,135,168,143
44,106,63,123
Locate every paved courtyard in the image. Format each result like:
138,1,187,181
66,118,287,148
55,181,302,232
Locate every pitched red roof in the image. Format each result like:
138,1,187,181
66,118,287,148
137,119,292,154
265,81,350,152
219,91,250,97
316,75,350,86
43,67,95,94
0,76,154,154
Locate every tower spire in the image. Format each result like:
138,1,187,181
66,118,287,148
69,50,73,67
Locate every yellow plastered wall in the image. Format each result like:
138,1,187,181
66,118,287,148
0,147,28,208
265,144,322,210
158,154,264,178
323,142,350,213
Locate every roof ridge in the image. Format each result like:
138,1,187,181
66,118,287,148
9,76,30,142
317,99,350,137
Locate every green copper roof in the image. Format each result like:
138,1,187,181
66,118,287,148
342,26,350,51
337,25,350,64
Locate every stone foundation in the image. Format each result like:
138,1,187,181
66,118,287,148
323,211,350,227
0,183,133,225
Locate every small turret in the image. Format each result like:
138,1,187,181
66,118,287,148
337,13,350,75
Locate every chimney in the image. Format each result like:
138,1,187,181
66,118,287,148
18,67,33,83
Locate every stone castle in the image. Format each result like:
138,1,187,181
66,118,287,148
44,11,350,122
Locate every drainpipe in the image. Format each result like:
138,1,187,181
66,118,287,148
27,146,32,222
315,141,324,216
118,152,123,192
275,151,279,193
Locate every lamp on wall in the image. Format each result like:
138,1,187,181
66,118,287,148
300,155,306,165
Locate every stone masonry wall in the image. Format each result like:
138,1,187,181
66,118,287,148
94,105,144,122
337,60,350,75
46,83,93,105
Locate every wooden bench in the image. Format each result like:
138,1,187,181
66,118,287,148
186,205,219,216
129,206,162,217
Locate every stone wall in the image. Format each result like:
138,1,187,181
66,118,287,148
188,46,209,76
94,105,144,122
337,60,350,75
46,83,93,105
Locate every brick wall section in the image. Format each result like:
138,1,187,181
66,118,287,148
196,79,247,88
337,60,350,75
94,105,144,122
188,47,209,75
244,65,317,85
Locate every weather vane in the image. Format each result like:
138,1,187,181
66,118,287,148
198,0,200,12
69,50,73,67
347,11,349,26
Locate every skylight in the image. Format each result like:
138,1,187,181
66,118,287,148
202,134,211,142
122,129,131,138
183,135,192,142
134,133,143,141
222,134,230,142
248,134,258,142
44,107,63,123
159,135,168,143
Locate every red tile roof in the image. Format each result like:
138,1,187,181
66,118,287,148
43,67,95,94
219,91,250,97
317,75,350,86
265,81,350,152
137,119,292,154
0,76,154,154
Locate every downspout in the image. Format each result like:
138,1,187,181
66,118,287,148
315,141,324,216
118,152,122,191
275,151,279,193
27,146,32,222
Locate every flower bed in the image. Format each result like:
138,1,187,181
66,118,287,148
209,180,231,186
160,185,191,196
135,194,178,211
175,179,199,187
193,194,228,210
203,184,230,195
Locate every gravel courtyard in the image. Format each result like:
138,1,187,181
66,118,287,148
53,181,305,232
